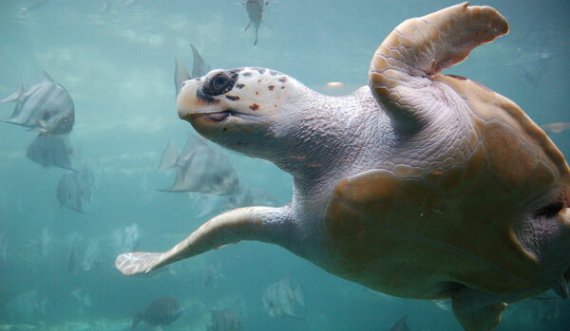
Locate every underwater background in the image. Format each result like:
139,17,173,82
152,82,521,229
0,0,569,330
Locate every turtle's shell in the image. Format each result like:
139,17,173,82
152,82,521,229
323,4,570,299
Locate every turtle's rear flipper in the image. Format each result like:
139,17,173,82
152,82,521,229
452,289,506,331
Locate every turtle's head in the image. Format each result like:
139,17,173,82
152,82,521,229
177,67,301,158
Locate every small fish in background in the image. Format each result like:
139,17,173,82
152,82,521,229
18,0,49,16
207,309,243,331
36,227,52,258
26,134,74,170
174,44,211,95
56,168,95,213
157,136,241,195
244,0,269,46
132,296,183,330
111,223,141,254
541,122,570,135
3,289,48,323
1,72,76,169
387,315,411,331
1,72,74,134
67,234,83,274
70,288,93,314
262,278,305,319
0,233,8,262
506,50,555,90
81,238,103,272
202,263,225,287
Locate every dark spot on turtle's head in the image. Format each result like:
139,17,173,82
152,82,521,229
255,68,266,75
232,68,244,73
257,79,262,83
269,70,279,76
255,91,259,96
281,86,285,89
268,85,275,91
278,76,288,83
226,95,240,101
236,83,245,89
242,72,252,77
249,103,260,111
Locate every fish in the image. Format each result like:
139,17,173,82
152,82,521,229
132,296,183,329
81,238,103,272
19,0,49,15
190,44,211,78
112,223,140,253
202,264,224,287
541,122,570,135
157,136,240,195
244,0,268,45
174,45,210,95
27,134,74,170
1,72,75,135
387,316,411,331
207,309,243,331
262,278,305,319
56,169,94,213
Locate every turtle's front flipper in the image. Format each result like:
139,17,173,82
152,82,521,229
451,287,506,331
115,206,291,276
369,2,508,129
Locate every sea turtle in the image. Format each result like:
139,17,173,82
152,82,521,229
115,3,570,330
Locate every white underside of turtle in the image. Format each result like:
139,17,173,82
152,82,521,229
115,3,570,331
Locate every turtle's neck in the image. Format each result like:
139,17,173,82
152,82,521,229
269,85,391,189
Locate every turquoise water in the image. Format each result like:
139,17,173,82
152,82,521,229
1,0,569,330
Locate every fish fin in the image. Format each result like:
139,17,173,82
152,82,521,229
551,276,569,299
245,21,251,31
1,82,25,103
42,70,55,82
190,44,209,77
36,120,49,133
156,140,179,172
174,58,191,95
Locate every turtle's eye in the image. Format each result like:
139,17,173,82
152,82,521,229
203,72,237,96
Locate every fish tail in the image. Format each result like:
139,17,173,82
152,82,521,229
1,83,25,103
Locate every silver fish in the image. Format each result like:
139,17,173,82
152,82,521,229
132,297,183,329
244,0,268,46
27,134,74,169
56,168,94,213
262,278,305,319
1,72,75,134
157,136,240,194
541,122,570,135
207,309,242,331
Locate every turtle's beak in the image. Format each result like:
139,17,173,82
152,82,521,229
177,80,202,122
